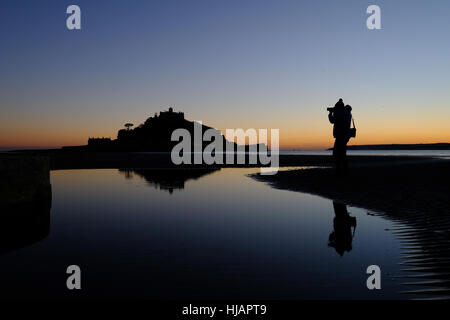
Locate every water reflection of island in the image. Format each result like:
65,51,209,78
119,168,220,194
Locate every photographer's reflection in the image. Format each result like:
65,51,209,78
328,201,357,256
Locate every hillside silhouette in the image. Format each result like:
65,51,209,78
83,108,263,153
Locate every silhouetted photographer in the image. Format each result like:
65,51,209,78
328,98,356,174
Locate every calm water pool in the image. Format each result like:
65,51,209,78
0,168,408,299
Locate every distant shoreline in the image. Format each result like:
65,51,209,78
1,149,439,170
328,142,450,151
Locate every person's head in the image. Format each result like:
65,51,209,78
335,98,344,109
345,105,352,112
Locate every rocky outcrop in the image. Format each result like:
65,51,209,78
0,154,51,253
0,154,51,206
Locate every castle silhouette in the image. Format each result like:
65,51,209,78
86,108,262,153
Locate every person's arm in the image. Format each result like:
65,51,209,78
328,111,335,124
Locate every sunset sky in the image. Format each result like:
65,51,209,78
1,0,450,149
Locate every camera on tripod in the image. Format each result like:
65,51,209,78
327,107,334,112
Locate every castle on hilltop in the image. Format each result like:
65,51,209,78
87,107,196,151
158,107,184,120
81,107,262,153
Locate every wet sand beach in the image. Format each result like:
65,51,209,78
253,157,450,217
252,157,450,298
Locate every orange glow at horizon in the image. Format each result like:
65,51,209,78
2,119,450,150
3,0,450,152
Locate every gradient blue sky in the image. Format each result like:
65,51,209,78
1,0,449,148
